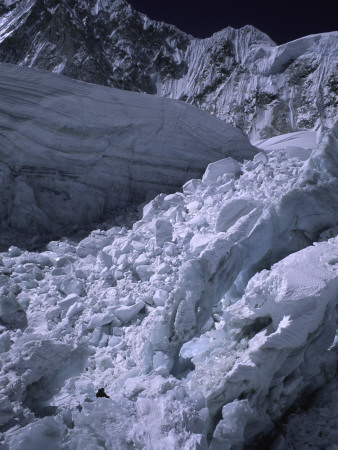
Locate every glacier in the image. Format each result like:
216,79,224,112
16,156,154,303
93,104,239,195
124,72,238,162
0,112,338,447
0,1,338,448
0,0,337,139
0,62,255,235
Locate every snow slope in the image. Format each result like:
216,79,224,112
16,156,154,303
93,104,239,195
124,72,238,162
0,0,337,139
1,120,338,448
0,62,255,234
254,130,318,160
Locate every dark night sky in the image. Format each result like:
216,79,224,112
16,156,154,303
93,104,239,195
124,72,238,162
129,0,337,45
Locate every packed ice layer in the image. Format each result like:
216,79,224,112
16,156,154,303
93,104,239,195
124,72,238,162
0,63,256,234
1,123,338,448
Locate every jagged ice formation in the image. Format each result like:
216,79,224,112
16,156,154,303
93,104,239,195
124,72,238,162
0,120,338,448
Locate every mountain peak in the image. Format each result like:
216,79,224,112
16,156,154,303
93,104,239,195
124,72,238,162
91,0,132,13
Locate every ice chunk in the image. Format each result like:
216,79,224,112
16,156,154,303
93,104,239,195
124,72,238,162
58,294,81,311
216,197,256,232
155,219,173,247
108,336,122,347
88,313,117,330
183,179,202,195
135,264,154,281
180,335,212,359
0,395,13,427
76,234,111,258
59,276,85,297
203,157,241,185
8,246,22,257
211,400,259,448
189,233,215,255
5,417,65,450
134,254,150,267
0,331,11,353
0,289,27,330
113,302,145,323
153,289,168,307
66,302,84,320
156,263,171,275
45,306,61,321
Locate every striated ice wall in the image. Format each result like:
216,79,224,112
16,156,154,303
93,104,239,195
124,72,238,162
0,63,256,234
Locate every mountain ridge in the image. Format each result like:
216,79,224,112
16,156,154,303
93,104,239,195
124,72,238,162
1,0,337,139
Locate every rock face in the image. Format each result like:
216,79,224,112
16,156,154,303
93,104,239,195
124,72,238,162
0,0,337,140
0,0,191,90
0,62,256,233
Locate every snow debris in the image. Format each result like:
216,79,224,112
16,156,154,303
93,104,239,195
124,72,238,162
1,123,338,448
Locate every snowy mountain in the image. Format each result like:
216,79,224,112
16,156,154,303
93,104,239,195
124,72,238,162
0,0,337,140
0,62,255,235
1,1,338,449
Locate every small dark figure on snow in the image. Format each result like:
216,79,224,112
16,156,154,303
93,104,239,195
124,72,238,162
96,388,110,398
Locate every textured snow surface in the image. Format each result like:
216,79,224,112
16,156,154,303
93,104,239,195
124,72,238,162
0,62,255,235
1,122,338,448
254,130,318,160
0,0,337,139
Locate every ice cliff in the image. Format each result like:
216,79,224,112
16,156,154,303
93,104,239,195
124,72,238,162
1,119,338,447
0,62,255,234
0,0,337,139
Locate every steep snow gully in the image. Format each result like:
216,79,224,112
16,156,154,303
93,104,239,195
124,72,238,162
1,91,338,448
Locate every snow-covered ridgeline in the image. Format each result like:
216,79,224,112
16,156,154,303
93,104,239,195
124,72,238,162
160,30,338,140
1,123,338,448
0,63,255,234
0,0,337,140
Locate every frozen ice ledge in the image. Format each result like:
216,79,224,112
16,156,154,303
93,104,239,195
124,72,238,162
0,63,256,234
